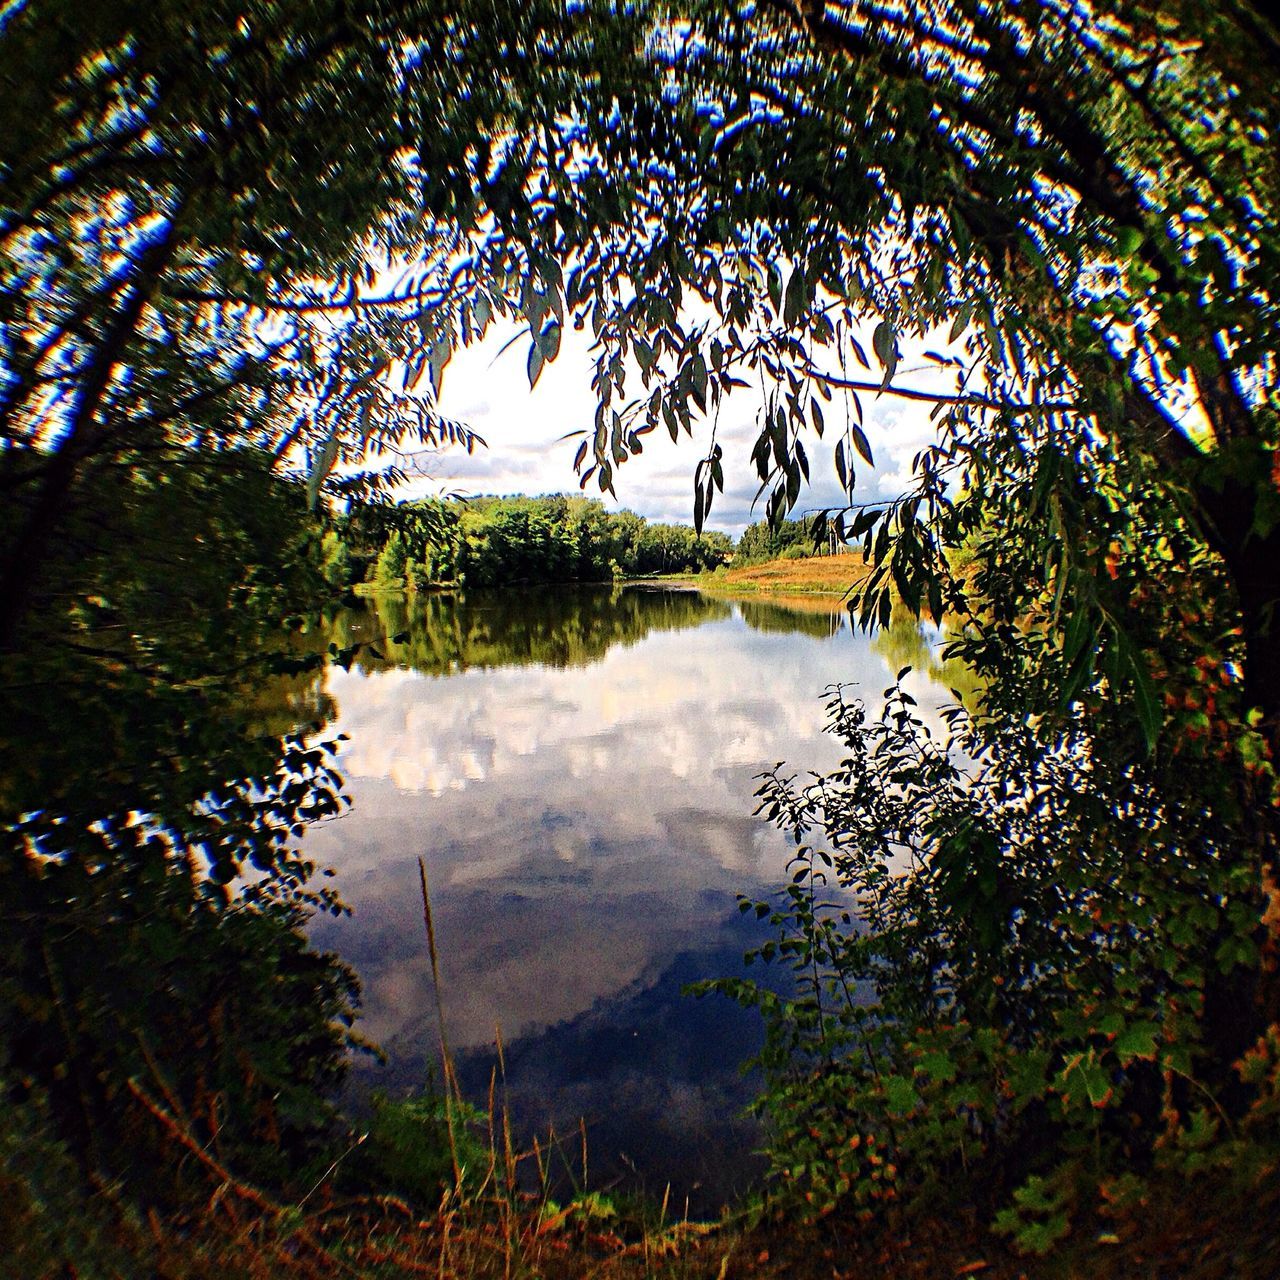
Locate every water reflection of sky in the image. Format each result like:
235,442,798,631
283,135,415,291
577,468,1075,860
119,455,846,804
315,610,848,1031
303,590,946,1204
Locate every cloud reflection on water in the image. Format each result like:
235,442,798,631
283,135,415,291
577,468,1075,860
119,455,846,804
306,590,942,1058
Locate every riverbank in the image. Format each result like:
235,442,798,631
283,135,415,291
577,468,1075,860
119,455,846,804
30,1145,1273,1279
349,553,869,607
645,550,865,609
651,551,869,600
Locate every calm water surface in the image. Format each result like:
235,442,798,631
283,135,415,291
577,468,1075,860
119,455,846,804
305,585,948,1209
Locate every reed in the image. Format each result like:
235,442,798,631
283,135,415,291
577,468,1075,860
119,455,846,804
418,855,460,1186
56,861,747,1279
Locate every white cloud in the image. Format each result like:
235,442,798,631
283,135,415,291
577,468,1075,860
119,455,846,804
394,321,952,534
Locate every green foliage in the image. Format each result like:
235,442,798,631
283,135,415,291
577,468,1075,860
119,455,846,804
0,447,330,831
352,1091,490,1206
372,531,411,589
735,520,817,565
625,519,734,577
0,0,491,642
329,494,732,589
992,1171,1075,1256
320,529,353,589
0,1070,141,1278
709,667,1272,1244
2,826,360,1192
0,451,365,1233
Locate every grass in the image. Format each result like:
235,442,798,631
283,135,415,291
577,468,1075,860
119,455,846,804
30,1142,1272,1280
687,552,870,599
38,1110,759,1280
642,552,871,619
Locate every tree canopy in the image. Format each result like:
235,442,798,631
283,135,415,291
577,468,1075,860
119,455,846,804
7,0,1275,736
327,494,734,589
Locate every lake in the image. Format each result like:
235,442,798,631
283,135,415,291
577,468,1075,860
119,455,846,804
304,584,953,1212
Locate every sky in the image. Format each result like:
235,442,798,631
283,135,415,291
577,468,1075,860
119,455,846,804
394,318,952,537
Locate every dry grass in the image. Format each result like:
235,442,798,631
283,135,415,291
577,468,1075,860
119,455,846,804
46,1149,1279,1280
648,553,870,601
715,553,869,594
67,1057,752,1280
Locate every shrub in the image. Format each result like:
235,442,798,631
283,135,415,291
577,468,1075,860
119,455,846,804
350,1091,490,1206
709,678,1270,1248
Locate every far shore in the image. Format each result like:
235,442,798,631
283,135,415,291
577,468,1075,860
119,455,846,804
348,551,872,607
652,550,870,601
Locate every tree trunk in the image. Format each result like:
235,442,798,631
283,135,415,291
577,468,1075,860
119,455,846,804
0,212,184,650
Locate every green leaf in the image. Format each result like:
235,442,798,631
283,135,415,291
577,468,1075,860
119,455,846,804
1115,225,1143,258
872,320,895,367
1005,1050,1051,1108
850,423,874,466
1057,1052,1113,1110
1111,627,1161,751
872,320,898,388
538,321,562,361
689,351,708,408
810,397,825,437
883,1073,919,1114
768,262,783,312
306,429,342,511
916,1050,957,1083
784,267,807,327
1114,1021,1160,1064
948,302,973,343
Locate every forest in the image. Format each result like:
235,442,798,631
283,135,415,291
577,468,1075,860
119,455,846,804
3,0,1279,1276
327,494,738,590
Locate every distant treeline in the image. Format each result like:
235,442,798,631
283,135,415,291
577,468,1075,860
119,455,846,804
322,495,838,591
